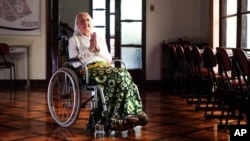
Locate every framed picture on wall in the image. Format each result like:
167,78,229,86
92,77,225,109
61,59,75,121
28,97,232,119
0,0,40,35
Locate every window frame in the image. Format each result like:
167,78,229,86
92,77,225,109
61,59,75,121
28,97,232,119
220,0,250,49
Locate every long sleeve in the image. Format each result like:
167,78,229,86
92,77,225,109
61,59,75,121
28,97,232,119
68,36,80,68
68,33,112,68
96,34,112,63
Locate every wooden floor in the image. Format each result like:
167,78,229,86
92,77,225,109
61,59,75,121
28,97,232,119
0,85,243,141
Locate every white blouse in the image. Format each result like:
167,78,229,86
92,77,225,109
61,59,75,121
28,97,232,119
68,33,112,68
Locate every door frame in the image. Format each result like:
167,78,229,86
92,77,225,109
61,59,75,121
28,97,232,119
46,0,60,83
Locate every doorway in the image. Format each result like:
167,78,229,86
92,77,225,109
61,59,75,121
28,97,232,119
91,0,146,85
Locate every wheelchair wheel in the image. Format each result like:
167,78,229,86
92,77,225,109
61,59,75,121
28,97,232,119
47,67,81,127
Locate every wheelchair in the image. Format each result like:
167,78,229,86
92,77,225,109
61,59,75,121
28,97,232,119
47,58,144,134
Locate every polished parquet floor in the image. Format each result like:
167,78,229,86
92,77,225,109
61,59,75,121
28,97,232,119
0,85,241,141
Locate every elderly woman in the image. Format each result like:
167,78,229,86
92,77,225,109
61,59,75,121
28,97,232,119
68,12,148,131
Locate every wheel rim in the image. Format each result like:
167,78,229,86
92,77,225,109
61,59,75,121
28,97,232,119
47,68,80,127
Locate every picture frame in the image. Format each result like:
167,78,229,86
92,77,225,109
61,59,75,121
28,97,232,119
0,0,41,35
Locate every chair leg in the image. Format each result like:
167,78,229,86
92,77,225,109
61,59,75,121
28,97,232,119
9,66,16,94
217,101,226,130
13,66,16,89
195,80,206,111
222,94,234,131
10,68,12,94
247,101,250,125
204,90,213,118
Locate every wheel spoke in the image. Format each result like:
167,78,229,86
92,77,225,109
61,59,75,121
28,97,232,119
47,68,81,127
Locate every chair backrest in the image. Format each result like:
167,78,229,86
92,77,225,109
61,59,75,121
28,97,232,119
168,44,178,70
203,46,217,69
232,48,250,77
176,44,185,61
191,45,205,79
232,48,250,94
169,44,177,59
191,45,202,66
216,47,232,72
175,44,186,70
184,45,194,73
215,47,233,90
0,43,10,64
184,45,193,64
0,43,10,55
202,46,219,85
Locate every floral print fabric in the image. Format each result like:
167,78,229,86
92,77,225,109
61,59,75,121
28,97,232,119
83,64,148,131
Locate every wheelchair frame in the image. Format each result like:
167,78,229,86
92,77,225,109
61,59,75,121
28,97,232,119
47,58,141,133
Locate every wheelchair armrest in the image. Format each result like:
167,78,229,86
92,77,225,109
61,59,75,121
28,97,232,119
63,58,80,67
63,57,90,84
111,58,127,70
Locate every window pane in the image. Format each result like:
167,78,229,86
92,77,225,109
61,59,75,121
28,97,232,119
222,17,237,47
110,0,115,13
242,0,250,12
121,0,142,20
121,47,142,69
241,14,250,49
92,11,106,26
110,15,115,36
221,0,237,16
121,22,142,45
110,38,115,57
93,27,106,38
93,0,106,9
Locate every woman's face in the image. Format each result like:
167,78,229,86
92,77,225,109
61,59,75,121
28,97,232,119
77,13,92,36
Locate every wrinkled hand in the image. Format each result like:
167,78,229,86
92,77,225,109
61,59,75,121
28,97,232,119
89,32,100,52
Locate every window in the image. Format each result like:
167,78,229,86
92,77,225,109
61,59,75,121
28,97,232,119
91,0,145,84
220,0,250,49
91,0,144,69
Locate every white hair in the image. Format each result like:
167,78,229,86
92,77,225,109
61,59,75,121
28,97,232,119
73,12,93,35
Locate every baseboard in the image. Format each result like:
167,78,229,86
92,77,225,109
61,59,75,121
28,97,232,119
0,79,47,89
141,80,176,91
0,79,176,91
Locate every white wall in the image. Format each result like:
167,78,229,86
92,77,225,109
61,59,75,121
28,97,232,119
0,0,46,80
60,0,90,28
146,0,209,80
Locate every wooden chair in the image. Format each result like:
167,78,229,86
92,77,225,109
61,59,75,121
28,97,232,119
232,48,250,125
202,46,220,118
0,43,16,92
175,44,187,95
216,47,246,131
191,45,210,111
183,45,199,102
168,44,179,93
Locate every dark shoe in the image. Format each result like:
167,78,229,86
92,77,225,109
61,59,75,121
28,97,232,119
126,115,139,123
138,112,149,126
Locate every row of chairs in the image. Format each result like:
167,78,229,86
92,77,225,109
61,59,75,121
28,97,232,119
168,44,250,131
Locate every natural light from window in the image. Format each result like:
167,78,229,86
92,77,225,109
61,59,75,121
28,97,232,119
245,1,250,48
225,0,237,47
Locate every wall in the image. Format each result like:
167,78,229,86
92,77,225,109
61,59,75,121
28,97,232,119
146,0,209,80
60,0,90,28
0,0,46,80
